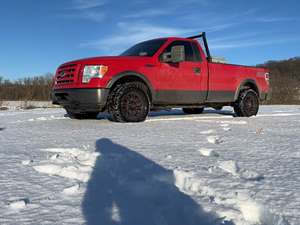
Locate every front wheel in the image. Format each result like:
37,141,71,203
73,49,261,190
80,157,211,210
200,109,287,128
234,89,259,117
108,82,150,122
182,107,204,114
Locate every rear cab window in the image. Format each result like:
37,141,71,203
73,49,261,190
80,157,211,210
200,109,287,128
191,42,202,62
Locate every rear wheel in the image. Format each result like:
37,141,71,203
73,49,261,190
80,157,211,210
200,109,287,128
182,107,204,114
234,89,259,117
108,82,150,122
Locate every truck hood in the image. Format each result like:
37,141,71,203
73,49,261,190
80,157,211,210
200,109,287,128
61,56,153,66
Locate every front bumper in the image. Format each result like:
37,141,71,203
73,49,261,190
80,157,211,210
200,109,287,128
52,88,109,112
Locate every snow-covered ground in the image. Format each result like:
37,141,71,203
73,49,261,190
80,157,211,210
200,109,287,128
0,105,300,225
0,101,58,110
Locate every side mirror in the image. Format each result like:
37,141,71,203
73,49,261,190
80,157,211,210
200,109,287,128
161,52,172,63
161,45,185,63
171,45,185,63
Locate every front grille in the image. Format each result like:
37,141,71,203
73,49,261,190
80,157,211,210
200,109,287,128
55,64,79,85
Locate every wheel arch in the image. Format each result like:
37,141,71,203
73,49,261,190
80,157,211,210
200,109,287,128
234,79,260,101
106,71,154,101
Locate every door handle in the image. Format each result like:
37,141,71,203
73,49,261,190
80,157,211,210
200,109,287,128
193,67,201,75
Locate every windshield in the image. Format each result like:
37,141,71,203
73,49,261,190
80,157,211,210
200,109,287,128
120,39,167,57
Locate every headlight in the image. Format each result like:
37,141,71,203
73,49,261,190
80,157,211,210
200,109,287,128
82,65,108,83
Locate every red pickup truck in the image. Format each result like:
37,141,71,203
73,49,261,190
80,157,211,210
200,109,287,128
52,32,269,122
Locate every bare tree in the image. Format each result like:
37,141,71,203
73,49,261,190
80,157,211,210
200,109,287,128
258,57,300,104
0,74,54,101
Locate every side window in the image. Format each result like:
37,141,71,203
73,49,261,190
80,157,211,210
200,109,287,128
191,42,202,62
161,41,196,62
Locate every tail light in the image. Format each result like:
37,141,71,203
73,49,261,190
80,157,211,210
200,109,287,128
265,72,270,85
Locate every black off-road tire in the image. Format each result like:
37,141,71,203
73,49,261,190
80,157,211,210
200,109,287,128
234,89,259,117
107,82,150,122
66,109,99,119
182,107,204,114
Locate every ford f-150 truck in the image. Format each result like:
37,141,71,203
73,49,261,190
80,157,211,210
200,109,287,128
52,32,269,122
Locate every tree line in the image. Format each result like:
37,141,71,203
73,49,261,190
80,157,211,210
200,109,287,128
0,57,300,104
0,74,53,101
259,57,300,104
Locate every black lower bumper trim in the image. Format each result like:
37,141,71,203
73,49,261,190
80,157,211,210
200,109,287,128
52,88,109,112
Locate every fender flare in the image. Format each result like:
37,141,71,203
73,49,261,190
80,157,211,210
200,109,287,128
234,79,260,101
106,71,155,100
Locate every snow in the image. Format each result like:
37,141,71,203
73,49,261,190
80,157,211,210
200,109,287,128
223,127,232,131
218,160,240,176
198,148,220,157
1,101,58,110
21,159,33,165
7,198,30,210
110,201,121,223
200,129,216,134
207,135,223,144
17,115,68,123
218,160,263,181
33,148,100,182
0,105,299,225
63,184,83,196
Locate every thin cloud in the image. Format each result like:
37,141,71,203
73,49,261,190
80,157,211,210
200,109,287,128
59,10,106,22
182,9,259,34
256,17,297,23
77,2,299,54
80,23,193,55
204,22,242,33
211,38,300,50
62,0,107,22
81,11,106,22
72,0,106,10
124,9,171,19
209,31,271,44
229,8,259,19
123,0,211,19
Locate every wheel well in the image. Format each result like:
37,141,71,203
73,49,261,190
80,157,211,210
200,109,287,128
242,82,259,94
110,75,153,101
235,81,260,101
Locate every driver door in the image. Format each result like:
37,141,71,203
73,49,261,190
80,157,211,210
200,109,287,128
155,40,207,105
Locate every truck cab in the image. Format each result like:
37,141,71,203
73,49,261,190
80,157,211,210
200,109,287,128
52,32,269,122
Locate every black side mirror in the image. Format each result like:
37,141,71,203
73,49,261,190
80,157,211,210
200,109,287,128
171,45,185,63
161,45,185,63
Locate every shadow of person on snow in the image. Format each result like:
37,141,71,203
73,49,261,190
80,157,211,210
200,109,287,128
82,138,234,225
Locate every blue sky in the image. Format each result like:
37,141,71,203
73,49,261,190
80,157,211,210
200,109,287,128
0,0,299,79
